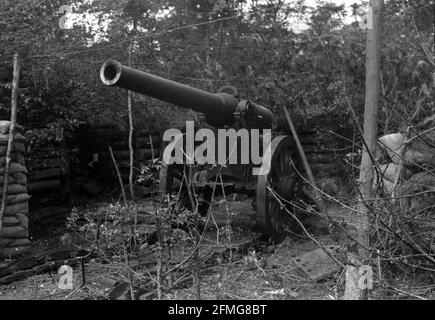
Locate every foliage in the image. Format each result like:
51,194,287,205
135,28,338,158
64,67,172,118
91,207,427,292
0,0,433,138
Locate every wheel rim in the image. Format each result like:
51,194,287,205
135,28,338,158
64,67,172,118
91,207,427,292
256,135,303,235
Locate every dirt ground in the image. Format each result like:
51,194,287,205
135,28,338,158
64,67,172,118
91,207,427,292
0,198,433,300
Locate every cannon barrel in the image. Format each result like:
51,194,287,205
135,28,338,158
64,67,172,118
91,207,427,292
100,60,274,128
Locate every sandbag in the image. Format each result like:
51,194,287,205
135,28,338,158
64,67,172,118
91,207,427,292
4,184,27,195
0,133,26,145
0,238,14,247
379,163,412,182
404,143,435,168
0,143,26,154
0,246,29,258
1,225,28,239
379,131,435,168
9,172,27,185
3,202,29,216
2,216,20,226
0,121,24,134
0,154,26,166
9,239,30,247
0,163,28,174
16,212,28,226
378,133,405,164
6,193,31,205
399,172,435,212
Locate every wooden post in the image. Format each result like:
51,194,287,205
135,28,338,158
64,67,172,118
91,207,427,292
345,0,384,300
283,107,326,212
0,53,20,240
127,36,135,203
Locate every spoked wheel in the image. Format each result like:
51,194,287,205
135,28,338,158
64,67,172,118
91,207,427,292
256,135,305,236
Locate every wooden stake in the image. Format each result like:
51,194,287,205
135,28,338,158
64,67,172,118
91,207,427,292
0,53,20,240
283,107,326,213
127,36,135,203
108,145,128,207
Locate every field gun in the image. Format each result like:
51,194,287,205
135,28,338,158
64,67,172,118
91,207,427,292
100,60,309,235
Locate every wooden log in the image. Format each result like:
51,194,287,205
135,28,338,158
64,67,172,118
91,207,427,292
29,168,62,181
1,226,28,238
28,179,61,193
27,149,61,159
27,157,61,170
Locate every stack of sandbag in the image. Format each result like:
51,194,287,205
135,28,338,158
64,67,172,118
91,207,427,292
378,131,435,169
375,130,435,205
0,121,31,259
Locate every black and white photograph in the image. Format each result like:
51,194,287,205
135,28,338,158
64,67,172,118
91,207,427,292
0,0,434,306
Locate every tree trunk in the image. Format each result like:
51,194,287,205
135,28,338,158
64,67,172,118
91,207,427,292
345,0,384,300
